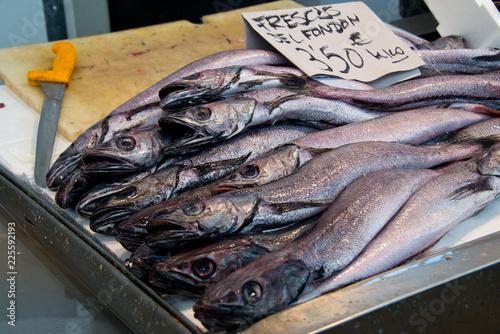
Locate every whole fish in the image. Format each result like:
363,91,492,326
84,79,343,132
214,108,490,191
148,219,314,296
159,87,389,156
306,73,500,112
417,48,500,77
46,49,290,190
191,167,441,332
77,124,317,234
159,64,374,110
144,140,491,249
296,144,500,303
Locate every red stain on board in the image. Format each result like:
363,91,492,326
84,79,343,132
0,103,5,108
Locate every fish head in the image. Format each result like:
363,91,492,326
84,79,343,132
124,243,171,281
159,98,256,156
158,66,241,109
148,238,266,296
46,120,105,190
144,194,259,248
55,170,95,209
194,257,310,331
81,126,171,176
214,144,301,192
478,143,500,175
115,197,188,251
81,167,180,233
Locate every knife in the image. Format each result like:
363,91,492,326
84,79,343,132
27,41,77,188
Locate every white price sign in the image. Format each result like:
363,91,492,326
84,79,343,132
242,2,425,86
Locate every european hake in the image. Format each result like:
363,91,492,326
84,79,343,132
192,167,440,331
46,49,290,190
214,108,490,191
296,144,500,303
145,140,491,248
148,220,314,296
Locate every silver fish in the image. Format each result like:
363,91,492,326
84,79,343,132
191,168,440,331
46,105,164,190
214,108,490,191
159,64,374,110
83,124,317,234
46,49,290,190
159,87,389,156
307,73,500,112
145,140,489,249
148,219,314,296
296,144,500,303
81,124,173,176
417,48,500,77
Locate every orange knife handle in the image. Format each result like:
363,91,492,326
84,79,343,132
27,41,77,86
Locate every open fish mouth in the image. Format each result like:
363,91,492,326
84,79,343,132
193,304,249,332
145,226,204,249
46,154,83,190
159,117,212,156
89,207,140,234
115,230,149,252
81,151,139,175
148,267,205,296
212,181,254,194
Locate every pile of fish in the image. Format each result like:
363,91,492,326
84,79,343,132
47,30,500,332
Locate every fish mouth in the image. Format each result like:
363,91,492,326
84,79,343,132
145,225,204,249
212,181,254,194
81,151,139,175
148,266,205,296
193,303,249,332
159,117,212,156
115,233,148,252
89,207,139,235
115,219,150,252
46,154,83,191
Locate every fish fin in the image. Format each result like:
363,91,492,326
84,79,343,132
190,152,252,175
472,48,500,62
306,147,333,157
448,176,495,200
267,199,332,213
282,260,310,303
265,93,304,113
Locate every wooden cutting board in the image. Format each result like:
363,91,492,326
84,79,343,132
0,1,300,142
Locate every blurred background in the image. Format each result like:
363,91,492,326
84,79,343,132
0,0,433,49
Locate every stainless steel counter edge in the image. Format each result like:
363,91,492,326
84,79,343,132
0,165,203,334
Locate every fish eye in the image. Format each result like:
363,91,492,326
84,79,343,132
192,258,216,279
192,107,211,121
182,201,205,216
243,281,262,304
240,164,260,179
116,136,136,151
116,187,136,199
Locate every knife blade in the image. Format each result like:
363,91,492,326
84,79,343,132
27,41,77,188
